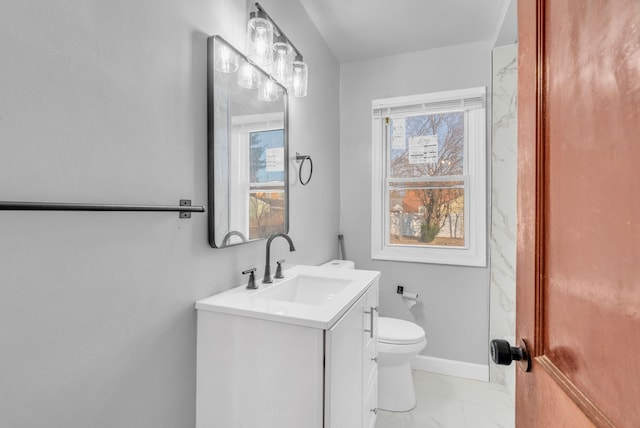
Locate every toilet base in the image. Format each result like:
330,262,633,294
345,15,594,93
377,362,417,412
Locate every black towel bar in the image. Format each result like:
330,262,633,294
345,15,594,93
0,199,205,219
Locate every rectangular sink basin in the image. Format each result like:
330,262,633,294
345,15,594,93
195,265,380,329
254,275,352,305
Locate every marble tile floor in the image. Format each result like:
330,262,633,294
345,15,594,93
376,370,514,428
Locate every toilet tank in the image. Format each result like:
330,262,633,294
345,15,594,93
320,260,355,270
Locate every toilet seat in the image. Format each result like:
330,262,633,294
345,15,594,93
378,317,425,345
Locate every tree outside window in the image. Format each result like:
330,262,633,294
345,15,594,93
389,113,465,247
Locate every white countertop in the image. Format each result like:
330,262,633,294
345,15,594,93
195,265,380,329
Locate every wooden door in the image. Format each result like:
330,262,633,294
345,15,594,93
517,0,640,427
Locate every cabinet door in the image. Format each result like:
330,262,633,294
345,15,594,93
362,284,378,386
325,289,367,428
362,285,379,427
196,311,324,428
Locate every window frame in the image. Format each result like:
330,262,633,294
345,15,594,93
230,113,286,239
371,87,487,267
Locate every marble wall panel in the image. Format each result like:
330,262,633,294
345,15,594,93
490,43,518,402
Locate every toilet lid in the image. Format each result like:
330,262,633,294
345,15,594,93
377,317,425,344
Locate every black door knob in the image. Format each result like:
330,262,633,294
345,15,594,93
490,339,532,372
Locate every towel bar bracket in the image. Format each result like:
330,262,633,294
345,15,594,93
180,200,193,218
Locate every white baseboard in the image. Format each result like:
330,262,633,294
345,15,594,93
411,355,489,382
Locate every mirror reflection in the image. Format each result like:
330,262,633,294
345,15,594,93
207,36,289,248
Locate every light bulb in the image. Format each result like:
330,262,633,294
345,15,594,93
272,41,293,87
214,41,238,73
247,16,273,67
259,78,280,102
237,61,261,89
255,28,269,59
292,59,308,97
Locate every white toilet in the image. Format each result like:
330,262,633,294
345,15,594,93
377,317,427,411
321,260,427,412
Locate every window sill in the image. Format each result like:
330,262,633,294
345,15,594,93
371,246,486,267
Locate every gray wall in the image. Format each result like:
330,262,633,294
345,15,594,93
0,1,339,427
339,42,492,365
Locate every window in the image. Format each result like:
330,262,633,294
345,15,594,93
371,87,486,266
248,128,286,239
230,113,286,240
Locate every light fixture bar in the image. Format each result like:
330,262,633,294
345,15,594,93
254,2,303,61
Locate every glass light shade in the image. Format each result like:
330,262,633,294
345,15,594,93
247,16,274,67
214,41,238,73
292,60,308,97
237,61,261,89
272,41,294,87
258,78,281,102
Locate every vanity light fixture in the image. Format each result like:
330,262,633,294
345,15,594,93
272,35,294,87
213,3,308,100
246,9,274,68
246,2,308,98
291,56,308,97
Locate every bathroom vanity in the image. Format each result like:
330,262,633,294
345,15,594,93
195,265,380,428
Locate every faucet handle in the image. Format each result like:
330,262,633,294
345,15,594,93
242,268,258,289
275,259,285,279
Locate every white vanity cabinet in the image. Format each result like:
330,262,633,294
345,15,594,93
195,275,379,428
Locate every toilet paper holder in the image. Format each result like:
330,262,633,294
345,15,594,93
396,285,419,300
397,285,419,310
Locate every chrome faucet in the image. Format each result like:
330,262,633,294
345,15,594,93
263,233,296,283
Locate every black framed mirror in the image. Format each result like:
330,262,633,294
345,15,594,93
207,35,289,248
